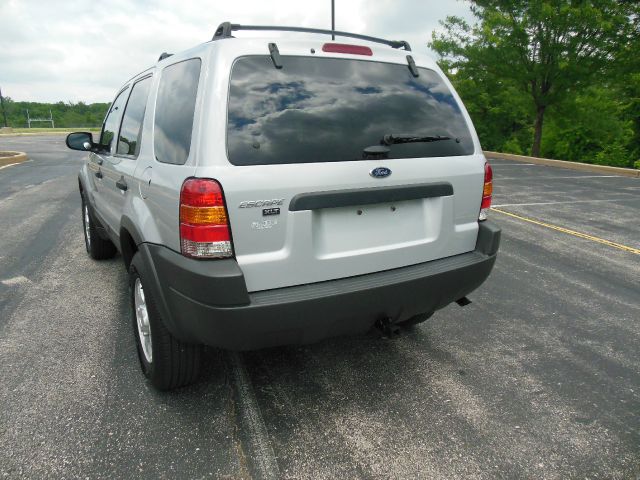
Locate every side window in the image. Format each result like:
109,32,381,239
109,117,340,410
117,76,152,157
100,87,130,152
154,58,201,165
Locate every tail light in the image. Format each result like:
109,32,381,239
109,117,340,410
479,162,493,221
179,178,233,258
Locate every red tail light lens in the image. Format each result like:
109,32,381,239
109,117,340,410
322,43,373,56
179,178,233,258
479,162,493,221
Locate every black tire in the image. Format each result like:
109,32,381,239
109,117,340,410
129,253,202,390
81,196,116,260
398,311,434,328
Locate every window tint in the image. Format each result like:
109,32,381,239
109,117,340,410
100,87,129,152
117,76,152,157
154,58,201,165
227,56,474,166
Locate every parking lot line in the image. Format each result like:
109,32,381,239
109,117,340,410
492,198,639,208
0,163,20,170
491,207,640,255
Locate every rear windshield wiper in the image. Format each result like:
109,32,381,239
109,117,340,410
381,134,451,146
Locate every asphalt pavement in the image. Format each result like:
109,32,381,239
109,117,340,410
0,135,638,479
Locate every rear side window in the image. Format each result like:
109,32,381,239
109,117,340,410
100,87,129,152
154,58,201,165
227,56,474,165
117,76,152,157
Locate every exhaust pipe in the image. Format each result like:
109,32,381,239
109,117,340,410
375,316,400,338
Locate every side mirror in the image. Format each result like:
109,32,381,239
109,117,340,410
66,132,97,152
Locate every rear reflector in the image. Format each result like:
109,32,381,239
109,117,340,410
179,224,230,242
322,43,373,56
479,162,493,221
179,178,233,258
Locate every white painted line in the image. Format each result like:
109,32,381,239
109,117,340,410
0,163,20,170
492,197,640,207
1,276,31,286
229,351,280,479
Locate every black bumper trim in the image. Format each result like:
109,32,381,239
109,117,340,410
150,244,249,307
249,251,487,306
476,220,501,256
141,221,501,351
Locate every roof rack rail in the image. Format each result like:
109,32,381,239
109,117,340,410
211,22,411,51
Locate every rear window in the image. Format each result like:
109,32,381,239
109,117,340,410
154,58,201,165
227,56,474,166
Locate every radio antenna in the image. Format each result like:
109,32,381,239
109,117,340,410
331,0,335,40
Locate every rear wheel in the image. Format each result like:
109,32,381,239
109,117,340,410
130,253,202,390
81,197,116,260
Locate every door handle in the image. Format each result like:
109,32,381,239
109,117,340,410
95,170,103,179
97,158,103,165
116,179,128,191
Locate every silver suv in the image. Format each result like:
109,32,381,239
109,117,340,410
67,23,500,390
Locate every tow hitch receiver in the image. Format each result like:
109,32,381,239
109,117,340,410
375,316,400,338
456,296,472,307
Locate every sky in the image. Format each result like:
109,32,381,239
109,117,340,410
0,0,474,104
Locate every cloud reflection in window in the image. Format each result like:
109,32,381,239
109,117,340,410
227,56,473,165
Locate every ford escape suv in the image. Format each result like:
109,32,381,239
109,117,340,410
66,23,501,390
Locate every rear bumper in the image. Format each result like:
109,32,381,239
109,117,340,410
138,222,501,351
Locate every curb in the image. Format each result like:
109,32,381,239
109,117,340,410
484,151,640,178
0,151,28,168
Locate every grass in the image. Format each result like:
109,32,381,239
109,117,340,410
5,127,101,133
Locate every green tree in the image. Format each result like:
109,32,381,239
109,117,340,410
450,65,533,154
542,85,634,167
0,97,109,128
431,1,638,157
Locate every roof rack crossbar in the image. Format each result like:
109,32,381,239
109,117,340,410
212,22,411,51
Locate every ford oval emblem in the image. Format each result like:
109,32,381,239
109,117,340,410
370,167,392,179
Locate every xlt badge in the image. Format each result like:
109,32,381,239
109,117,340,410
262,207,280,216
